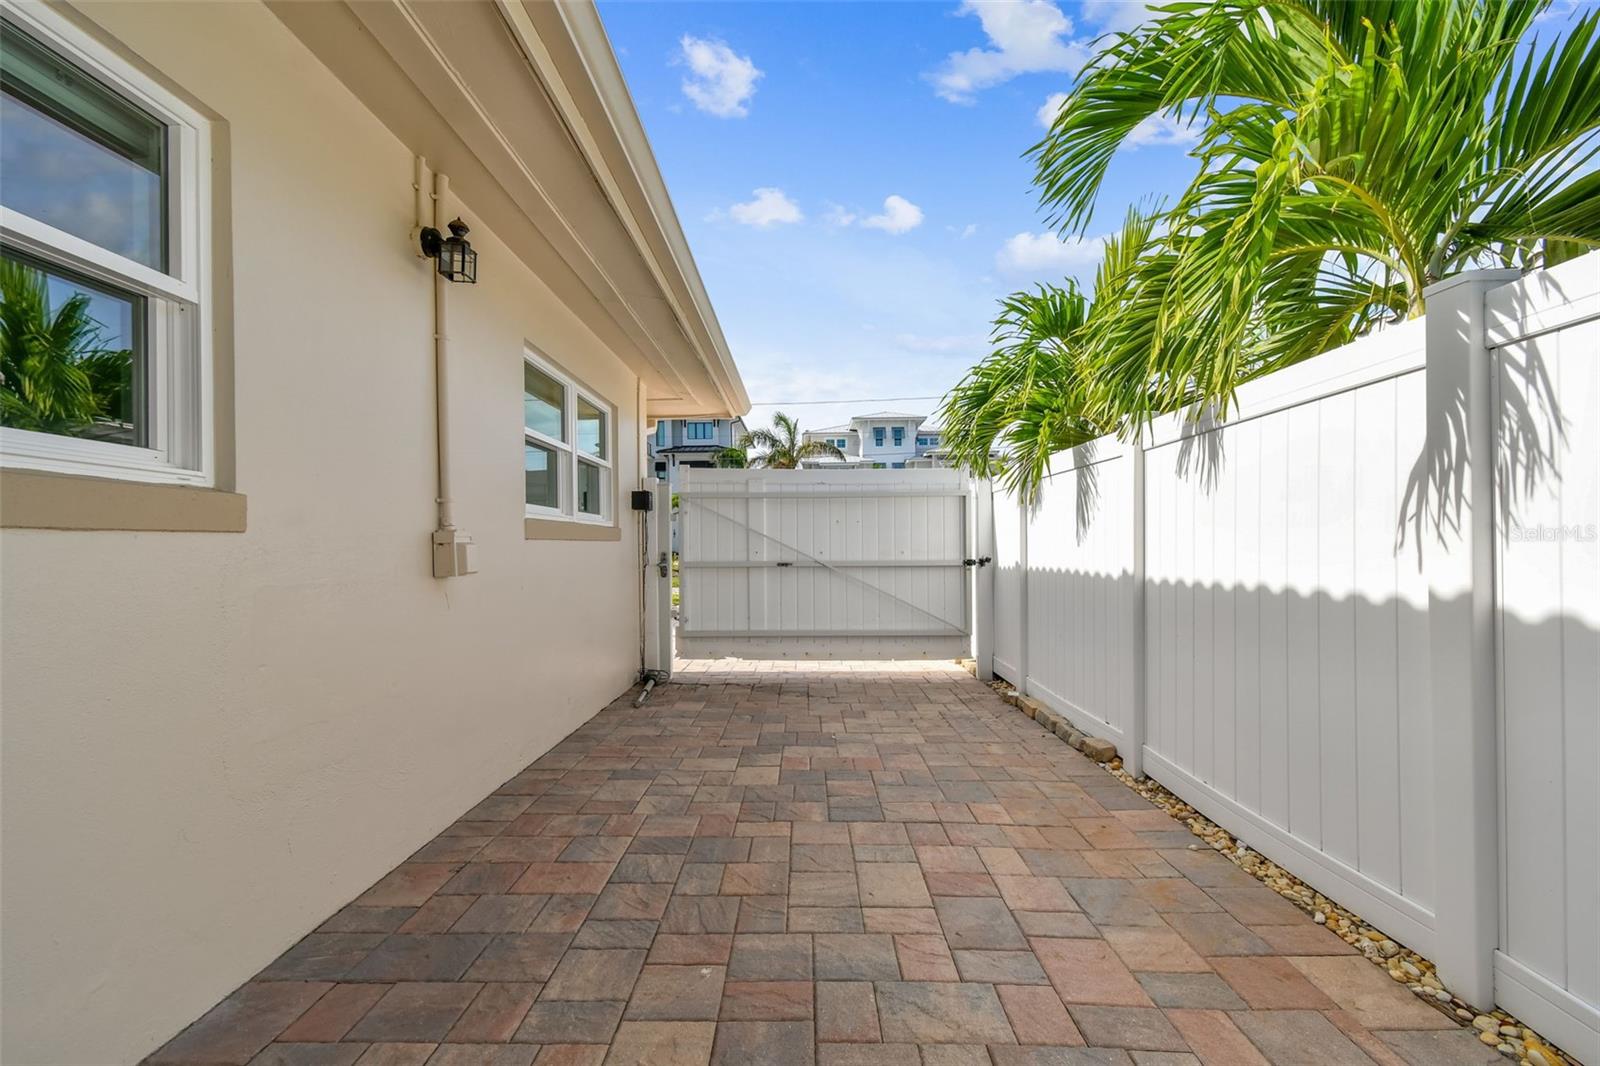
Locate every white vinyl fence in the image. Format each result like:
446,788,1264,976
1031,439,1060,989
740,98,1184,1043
987,255,1599,1064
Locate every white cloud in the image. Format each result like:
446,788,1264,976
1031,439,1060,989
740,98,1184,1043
1126,112,1202,147
996,231,1106,275
678,35,761,118
1036,91,1069,129
822,203,858,227
959,223,978,239
930,0,1091,103
727,187,803,227
823,195,924,234
861,195,925,235
1079,0,1158,33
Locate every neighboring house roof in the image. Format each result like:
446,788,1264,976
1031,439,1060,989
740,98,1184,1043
851,411,925,422
806,424,854,435
273,0,748,421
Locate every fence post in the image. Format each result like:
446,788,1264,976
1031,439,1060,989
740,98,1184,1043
1016,493,1030,698
973,478,996,680
649,475,674,678
1126,441,1147,779
1423,268,1518,1011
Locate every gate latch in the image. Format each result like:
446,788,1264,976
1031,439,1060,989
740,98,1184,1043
962,556,993,568
657,552,670,578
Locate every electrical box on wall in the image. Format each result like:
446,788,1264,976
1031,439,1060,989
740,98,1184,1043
432,528,478,578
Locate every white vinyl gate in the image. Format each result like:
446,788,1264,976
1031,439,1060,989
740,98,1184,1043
674,467,977,660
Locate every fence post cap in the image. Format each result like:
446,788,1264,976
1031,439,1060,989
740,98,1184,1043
1422,267,1522,300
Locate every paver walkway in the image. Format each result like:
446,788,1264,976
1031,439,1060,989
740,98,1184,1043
150,661,1494,1066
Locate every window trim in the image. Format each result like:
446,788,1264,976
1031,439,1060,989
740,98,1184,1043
0,1,212,488
523,348,614,526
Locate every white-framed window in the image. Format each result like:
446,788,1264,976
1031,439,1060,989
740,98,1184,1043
0,2,212,486
523,349,613,524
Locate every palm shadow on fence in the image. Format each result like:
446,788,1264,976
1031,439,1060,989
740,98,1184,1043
1066,330,1571,566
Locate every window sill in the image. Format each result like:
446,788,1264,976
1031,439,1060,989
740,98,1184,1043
525,517,620,542
0,469,246,532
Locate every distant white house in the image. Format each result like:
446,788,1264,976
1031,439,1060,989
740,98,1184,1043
800,412,949,469
649,416,748,494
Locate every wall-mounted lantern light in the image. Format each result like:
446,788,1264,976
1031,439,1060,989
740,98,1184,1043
419,218,478,283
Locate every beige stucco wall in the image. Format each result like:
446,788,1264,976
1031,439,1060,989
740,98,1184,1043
0,4,646,1061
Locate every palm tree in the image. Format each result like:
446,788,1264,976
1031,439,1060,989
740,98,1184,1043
739,411,845,469
938,210,1156,500
1031,0,1600,427
0,257,133,437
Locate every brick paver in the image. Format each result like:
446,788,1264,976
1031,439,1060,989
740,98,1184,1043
148,660,1470,1066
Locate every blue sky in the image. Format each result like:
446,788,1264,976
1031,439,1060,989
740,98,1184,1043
597,0,1198,433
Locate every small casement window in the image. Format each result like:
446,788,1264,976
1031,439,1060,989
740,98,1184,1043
873,427,885,447
835,438,847,448
523,351,612,523
686,421,714,441
0,7,211,485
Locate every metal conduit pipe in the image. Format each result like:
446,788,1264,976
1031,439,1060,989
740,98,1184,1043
415,156,474,576
429,164,455,532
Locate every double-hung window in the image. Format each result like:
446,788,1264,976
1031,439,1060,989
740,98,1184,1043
523,351,612,523
873,427,885,448
0,5,210,485
892,427,905,447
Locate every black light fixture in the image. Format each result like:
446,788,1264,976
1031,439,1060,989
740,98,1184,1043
419,217,478,283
